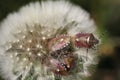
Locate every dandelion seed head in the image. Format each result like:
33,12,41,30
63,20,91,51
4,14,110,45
0,1,100,80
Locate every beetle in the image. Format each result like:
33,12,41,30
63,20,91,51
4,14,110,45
38,32,99,75
48,35,71,52
44,55,76,76
47,33,99,62
48,33,99,52
73,33,99,48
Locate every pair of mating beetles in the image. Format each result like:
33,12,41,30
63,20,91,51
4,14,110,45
44,33,99,75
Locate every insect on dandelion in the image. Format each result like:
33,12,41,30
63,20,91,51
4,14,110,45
0,1,100,80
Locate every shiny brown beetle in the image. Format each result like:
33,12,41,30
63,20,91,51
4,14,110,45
46,33,99,75
44,54,76,76
72,33,99,48
48,33,99,52
48,35,71,52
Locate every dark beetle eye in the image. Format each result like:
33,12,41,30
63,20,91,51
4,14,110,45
60,63,70,71
89,34,99,46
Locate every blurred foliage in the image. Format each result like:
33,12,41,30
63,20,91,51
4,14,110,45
71,0,120,37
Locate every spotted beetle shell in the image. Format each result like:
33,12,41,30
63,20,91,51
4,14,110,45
46,55,76,76
48,35,71,52
74,33,99,48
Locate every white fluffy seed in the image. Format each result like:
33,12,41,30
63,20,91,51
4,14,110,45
42,36,46,40
30,62,33,65
27,48,30,51
16,39,20,42
10,55,13,58
39,45,42,49
36,44,42,48
6,45,12,50
30,30,33,32
41,31,44,34
22,35,26,39
36,44,40,48
17,30,22,33
19,45,23,48
23,58,27,61
37,53,41,56
28,39,32,43
16,57,19,61
47,34,50,37
25,66,28,69
28,52,32,55
15,52,18,56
